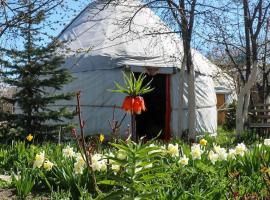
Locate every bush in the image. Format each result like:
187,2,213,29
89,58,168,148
223,101,237,131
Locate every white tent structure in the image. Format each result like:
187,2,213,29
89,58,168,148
56,0,219,138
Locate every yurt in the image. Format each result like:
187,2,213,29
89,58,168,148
56,0,220,139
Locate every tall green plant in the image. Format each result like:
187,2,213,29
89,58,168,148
12,167,36,200
99,140,167,199
0,2,74,138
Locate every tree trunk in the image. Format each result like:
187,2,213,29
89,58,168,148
177,54,186,138
236,62,258,137
188,61,196,141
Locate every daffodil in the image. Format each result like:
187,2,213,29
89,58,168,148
167,144,179,157
179,155,189,166
26,134,33,142
235,143,247,156
62,146,75,158
208,150,219,164
191,144,203,160
92,153,107,172
217,147,228,161
74,153,85,174
43,160,54,171
74,162,84,174
199,139,207,146
33,151,45,168
264,139,270,146
228,149,236,159
213,144,221,154
99,134,105,142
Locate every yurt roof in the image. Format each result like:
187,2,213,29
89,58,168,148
58,0,218,76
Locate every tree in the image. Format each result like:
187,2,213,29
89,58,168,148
165,0,197,141
203,0,270,136
0,1,74,138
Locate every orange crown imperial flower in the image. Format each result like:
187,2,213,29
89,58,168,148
122,96,146,115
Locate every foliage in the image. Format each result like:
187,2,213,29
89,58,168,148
0,1,74,139
223,101,237,131
110,71,154,96
12,166,36,200
0,131,269,199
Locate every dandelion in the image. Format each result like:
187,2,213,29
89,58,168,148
26,134,33,142
167,144,179,157
191,144,203,160
62,146,75,158
264,139,270,146
33,151,45,168
179,155,189,166
99,134,105,143
199,139,207,146
43,160,54,171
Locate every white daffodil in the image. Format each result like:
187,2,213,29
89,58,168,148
264,139,270,146
92,154,107,172
179,154,189,166
74,153,85,175
74,162,84,175
33,151,45,168
62,146,75,158
75,153,85,165
217,148,228,161
208,150,219,164
167,144,179,157
213,144,221,154
43,160,54,171
235,143,247,156
228,149,237,159
191,144,203,160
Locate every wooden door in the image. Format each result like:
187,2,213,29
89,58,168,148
216,94,225,125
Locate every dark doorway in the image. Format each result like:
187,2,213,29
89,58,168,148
135,73,167,139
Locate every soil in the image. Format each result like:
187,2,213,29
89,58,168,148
0,188,51,200
0,188,16,200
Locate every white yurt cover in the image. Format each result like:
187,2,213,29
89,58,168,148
56,0,219,135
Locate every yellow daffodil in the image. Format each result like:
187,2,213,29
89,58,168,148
26,134,33,142
99,134,105,143
199,138,207,146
